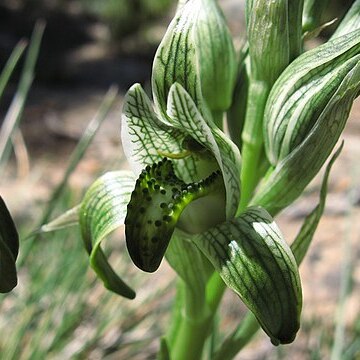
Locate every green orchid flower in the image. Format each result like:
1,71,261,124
74,79,302,346
41,1,360,357
48,0,303,348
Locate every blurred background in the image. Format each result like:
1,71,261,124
0,0,359,359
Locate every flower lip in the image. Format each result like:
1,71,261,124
125,158,223,272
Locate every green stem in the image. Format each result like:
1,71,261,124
206,271,226,312
171,313,212,360
239,80,269,213
170,282,212,360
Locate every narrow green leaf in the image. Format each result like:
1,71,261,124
38,86,118,228
125,158,223,272
40,205,80,233
0,21,44,170
291,142,343,264
0,196,19,292
121,83,200,183
194,206,302,345
288,0,304,60
79,171,136,299
0,40,27,102
167,83,241,219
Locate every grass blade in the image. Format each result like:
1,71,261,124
38,85,118,227
0,39,27,102
0,21,45,170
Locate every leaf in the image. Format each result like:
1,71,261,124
302,0,332,32
167,83,241,219
0,22,44,169
121,83,199,183
0,40,27,102
79,171,136,299
194,206,302,345
0,196,19,293
125,158,223,272
291,142,343,264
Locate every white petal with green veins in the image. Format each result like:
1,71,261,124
167,83,241,219
79,170,137,299
193,206,302,345
121,83,199,182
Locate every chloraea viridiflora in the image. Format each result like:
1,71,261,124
42,0,360,356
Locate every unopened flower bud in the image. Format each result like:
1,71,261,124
247,0,290,85
253,31,360,215
264,29,360,165
152,0,237,119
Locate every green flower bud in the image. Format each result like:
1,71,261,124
253,32,360,215
247,0,290,85
195,0,237,112
264,30,360,165
152,0,237,119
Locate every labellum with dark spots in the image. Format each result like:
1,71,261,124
125,158,224,272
